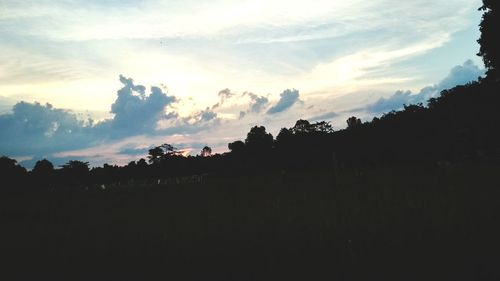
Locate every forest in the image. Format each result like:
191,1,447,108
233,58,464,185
0,1,499,280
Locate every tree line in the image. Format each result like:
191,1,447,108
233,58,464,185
1,0,499,191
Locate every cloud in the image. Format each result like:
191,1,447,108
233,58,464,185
218,88,235,103
233,91,269,119
436,60,484,90
0,75,220,161
104,75,177,136
189,107,218,123
212,88,236,109
267,89,301,114
244,92,269,113
365,60,485,114
118,147,151,156
0,101,95,156
365,90,415,114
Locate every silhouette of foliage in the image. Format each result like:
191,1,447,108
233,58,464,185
148,143,182,164
0,156,27,189
245,126,274,153
346,116,362,128
200,146,212,157
478,0,500,79
32,159,54,187
228,140,245,154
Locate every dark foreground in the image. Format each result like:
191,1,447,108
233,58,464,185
1,163,499,280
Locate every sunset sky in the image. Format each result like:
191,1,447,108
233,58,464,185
0,0,487,167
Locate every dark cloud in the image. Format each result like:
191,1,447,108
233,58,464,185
267,89,300,114
0,101,95,156
309,111,339,122
365,60,485,114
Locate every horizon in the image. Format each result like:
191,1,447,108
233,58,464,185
0,0,487,168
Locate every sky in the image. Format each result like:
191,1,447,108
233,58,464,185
0,0,487,168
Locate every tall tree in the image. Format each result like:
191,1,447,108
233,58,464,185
478,0,499,79
245,126,274,153
32,159,54,186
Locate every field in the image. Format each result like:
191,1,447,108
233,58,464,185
1,163,499,280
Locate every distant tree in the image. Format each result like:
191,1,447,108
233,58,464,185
0,156,27,188
33,159,54,174
0,156,20,170
311,121,334,134
289,119,334,135
32,159,54,186
245,126,274,152
200,146,212,157
291,119,312,134
160,144,181,156
137,158,148,167
136,158,149,179
228,140,245,154
478,0,500,78
346,116,362,128
61,160,89,172
60,160,90,185
148,143,182,164
403,103,425,113
276,128,293,144
148,146,164,164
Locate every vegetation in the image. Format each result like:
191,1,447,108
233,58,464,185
2,165,499,279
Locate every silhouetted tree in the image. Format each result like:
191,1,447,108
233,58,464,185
276,128,293,144
200,146,212,157
60,160,90,185
228,140,245,154
245,126,273,153
346,116,362,128
33,159,54,172
148,143,182,164
32,159,54,187
478,0,500,79
148,146,164,164
136,158,149,179
291,119,312,134
0,156,27,189
311,121,334,134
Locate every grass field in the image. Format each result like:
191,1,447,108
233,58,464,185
1,163,499,280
